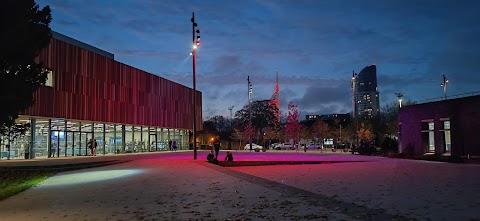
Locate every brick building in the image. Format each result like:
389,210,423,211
398,95,479,157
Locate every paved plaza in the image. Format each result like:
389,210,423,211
0,151,479,220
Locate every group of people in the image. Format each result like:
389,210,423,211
207,136,233,163
168,140,177,151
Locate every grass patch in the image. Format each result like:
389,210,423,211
0,170,57,201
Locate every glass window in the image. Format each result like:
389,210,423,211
134,126,143,152
104,124,116,155
428,131,435,152
80,123,93,156
141,127,149,152
44,69,54,87
93,123,104,155
421,121,435,153
442,121,451,153
444,121,450,130
125,125,133,153
50,119,66,158
65,121,80,157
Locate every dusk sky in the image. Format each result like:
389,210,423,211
36,0,480,119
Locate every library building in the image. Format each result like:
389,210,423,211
0,32,202,160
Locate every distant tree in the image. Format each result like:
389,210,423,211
0,1,52,155
381,100,416,137
312,119,328,145
263,126,281,148
284,102,300,150
204,115,236,149
207,115,230,133
234,100,278,144
340,123,355,146
357,122,375,142
199,120,216,146
357,122,375,154
231,129,244,150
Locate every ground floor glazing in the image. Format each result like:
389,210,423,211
0,116,190,160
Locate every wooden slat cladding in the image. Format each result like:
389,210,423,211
25,38,202,130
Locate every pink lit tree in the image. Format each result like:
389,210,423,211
284,102,300,151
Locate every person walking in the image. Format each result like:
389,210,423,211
93,139,98,156
213,136,221,159
88,139,93,156
168,140,173,151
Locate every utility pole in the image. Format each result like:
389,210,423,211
191,12,201,159
248,76,252,151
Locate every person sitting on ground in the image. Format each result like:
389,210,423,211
207,150,215,162
224,151,233,161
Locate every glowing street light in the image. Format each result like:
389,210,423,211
191,12,201,159
395,93,403,108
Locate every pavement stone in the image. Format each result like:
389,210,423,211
0,150,478,221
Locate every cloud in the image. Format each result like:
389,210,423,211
38,0,480,120
291,80,351,114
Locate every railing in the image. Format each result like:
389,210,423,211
415,91,480,104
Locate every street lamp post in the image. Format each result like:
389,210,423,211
191,12,201,159
228,105,234,129
228,106,234,120
395,93,403,108
248,76,252,151
352,71,359,153
440,75,448,100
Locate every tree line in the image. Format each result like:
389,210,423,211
200,99,415,154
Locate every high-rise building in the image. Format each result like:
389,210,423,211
352,64,380,118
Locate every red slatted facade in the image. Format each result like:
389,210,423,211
25,38,202,130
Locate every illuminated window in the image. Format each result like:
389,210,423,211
44,69,54,87
440,120,451,153
421,121,435,153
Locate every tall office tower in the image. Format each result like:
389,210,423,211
352,64,380,118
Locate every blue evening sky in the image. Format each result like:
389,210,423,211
36,0,480,119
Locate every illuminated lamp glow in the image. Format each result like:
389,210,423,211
39,169,143,187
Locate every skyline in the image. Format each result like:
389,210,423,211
36,0,480,119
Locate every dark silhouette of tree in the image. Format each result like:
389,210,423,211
234,100,278,144
0,1,52,137
312,119,328,145
1,1,51,159
204,115,235,149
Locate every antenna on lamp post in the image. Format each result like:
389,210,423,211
440,75,448,100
